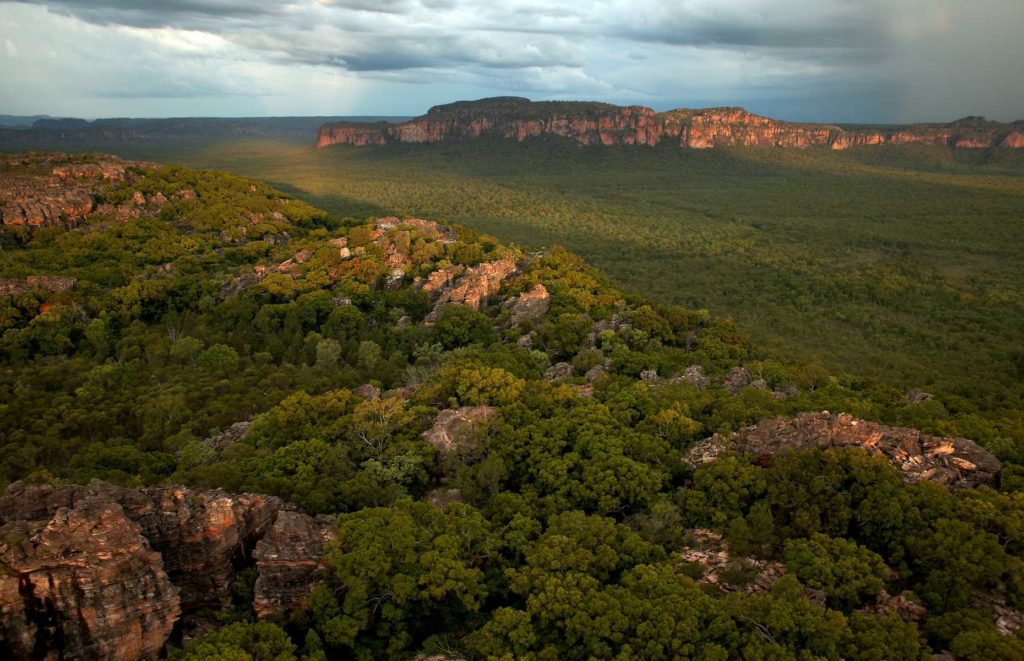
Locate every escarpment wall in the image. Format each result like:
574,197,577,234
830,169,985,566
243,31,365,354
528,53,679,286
317,97,1024,151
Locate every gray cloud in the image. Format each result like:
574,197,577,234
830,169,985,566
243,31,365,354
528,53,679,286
0,0,1021,122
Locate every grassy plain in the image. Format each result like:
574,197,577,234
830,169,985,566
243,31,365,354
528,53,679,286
28,136,1024,412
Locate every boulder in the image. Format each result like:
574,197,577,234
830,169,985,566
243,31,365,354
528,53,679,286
722,367,751,393
422,406,497,458
673,364,710,390
544,362,573,381
506,283,550,327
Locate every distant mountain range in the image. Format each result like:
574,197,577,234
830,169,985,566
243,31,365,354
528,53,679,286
317,97,1024,151
0,116,411,143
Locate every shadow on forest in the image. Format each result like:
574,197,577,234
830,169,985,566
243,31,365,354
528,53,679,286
265,180,393,220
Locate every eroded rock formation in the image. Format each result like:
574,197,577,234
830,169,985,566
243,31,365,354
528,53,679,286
0,482,299,658
252,511,337,620
0,496,179,661
423,258,518,322
318,98,1024,152
0,153,157,229
684,411,1000,487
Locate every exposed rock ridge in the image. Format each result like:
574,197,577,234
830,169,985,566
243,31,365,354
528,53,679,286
0,153,161,229
0,482,308,660
684,411,1001,487
317,97,1024,151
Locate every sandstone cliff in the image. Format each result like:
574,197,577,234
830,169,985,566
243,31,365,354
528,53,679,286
317,97,1024,151
0,496,179,660
0,482,311,660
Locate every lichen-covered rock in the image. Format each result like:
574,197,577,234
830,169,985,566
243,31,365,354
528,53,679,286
544,362,573,381
673,365,710,390
422,406,497,458
0,276,76,298
684,412,1000,487
0,496,179,661
252,511,337,620
506,283,550,327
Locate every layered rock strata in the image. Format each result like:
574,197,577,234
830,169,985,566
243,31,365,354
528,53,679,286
318,97,1024,151
0,496,180,660
252,511,337,620
0,482,295,659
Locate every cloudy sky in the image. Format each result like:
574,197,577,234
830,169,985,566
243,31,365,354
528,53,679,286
1,0,1021,123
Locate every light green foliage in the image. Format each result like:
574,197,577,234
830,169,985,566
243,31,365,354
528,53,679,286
177,621,297,661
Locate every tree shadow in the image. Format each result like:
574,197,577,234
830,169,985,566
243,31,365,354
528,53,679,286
264,180,393,220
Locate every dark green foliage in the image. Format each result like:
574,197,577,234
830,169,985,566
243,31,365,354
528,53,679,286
4,154,1024,659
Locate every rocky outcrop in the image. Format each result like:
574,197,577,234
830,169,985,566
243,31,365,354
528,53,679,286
318,98,1024,151
0,153,156,229
0,495,179,661
318,97,661,148
544,362,573,381
0,276,76,298
252,511,337,620
423,258,517,322
0,483,283,611
505,283,550,327
131,487,282,611
422,406,497,458
677,528,788,596
684,411,1000,487
0,482,296,658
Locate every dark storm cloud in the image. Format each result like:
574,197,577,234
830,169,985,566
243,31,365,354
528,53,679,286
2,0,1022,121
611,2,887,51
12,0,887,73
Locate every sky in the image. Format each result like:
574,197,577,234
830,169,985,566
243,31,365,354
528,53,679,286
0,0,1021,123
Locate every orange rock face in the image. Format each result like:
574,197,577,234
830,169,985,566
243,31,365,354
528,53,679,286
0,495,180,661
317,98,1024,152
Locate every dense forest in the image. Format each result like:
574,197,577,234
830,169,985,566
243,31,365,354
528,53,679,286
2,153,1024,659
57,135,1024,455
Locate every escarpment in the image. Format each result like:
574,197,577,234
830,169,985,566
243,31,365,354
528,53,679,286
0,482,330,660
318,97,1024,151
